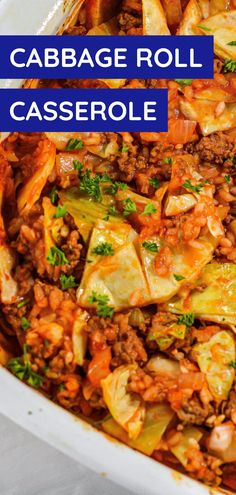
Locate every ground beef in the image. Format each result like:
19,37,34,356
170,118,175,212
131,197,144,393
118,0,142,34
185,132,236,166
176,394,213,425
225,389,236,424
117,152,147,181
222,463,236,491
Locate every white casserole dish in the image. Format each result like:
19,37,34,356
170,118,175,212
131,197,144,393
0,2,232,494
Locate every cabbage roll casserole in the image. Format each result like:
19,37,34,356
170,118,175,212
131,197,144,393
1,0,236,491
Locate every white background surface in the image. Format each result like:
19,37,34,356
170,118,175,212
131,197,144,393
0,414,133,495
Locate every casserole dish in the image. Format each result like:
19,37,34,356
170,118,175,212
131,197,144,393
0,1,236,494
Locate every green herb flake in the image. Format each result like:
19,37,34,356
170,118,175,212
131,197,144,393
177,313,195,327
44,339,50,348
163,157,173,164
65,138,84,151
21,317,30,331
50,186,58,205
53,204,67,219
122,198,137,217
175,79,193,86
224,175,231,184
17,299,29,309
197,24,211,31
149,177,160,189
173,274,186,281
227,41,236,46
79,170,106,202
229,360,236,368
183,179,203,194
92,242,114,256
59,383,66,391
121,144,129,153
7,346,43,389
106,181,127,195
60,274,78,290
142,241,159,253
223,59,236,73
88,291,114,319
73,160,84,175
46,246,69,267
142,203,157,215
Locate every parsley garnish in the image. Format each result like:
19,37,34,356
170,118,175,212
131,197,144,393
21,317,30,331
103,206,118,221
142,203,157,215
44,339,50,348
175,79,193,86
47,246,69,266
53,204,67,218
163,157,173,164
149,177,159,189
224,175,231,184
174,274,185,281
142,241,159,253
121,144,129,153
73,160,84,175
228,41,236,46
197,25,211,31
17,299,29,309
7,345,43,389
79,170,110,202
60,274,77,290
88,291,114,318
123,198,137,216
50,186,58,205
183,179,203,194
66,138,84,151
223,59,236,73
106,182,127,195
177,313,195,327
229,360,236,368
92,242,114,256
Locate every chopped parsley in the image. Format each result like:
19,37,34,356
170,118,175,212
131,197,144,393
122,198,137,216
223,59,236,73
228,41,236,46
17,299,29,309
44,339,50,348
47,246,69,266
92,242,114,256
177,313,195,327
149,177,160,189
183,179,203,194
73,160,84,175
175,79,193,86
197,25,211,31
21,317,30,331
229,360,236,368
163,157,173,164
121,144,129,153
173,274,185,281
224,174,231,184
79,170,110,202
106,181,127,195
60,274,78,290
50,186,58,205
103,206,118,221
7,345,43,389
88,291,114,318
53,204,67,218
65,138,84,151
142,203,157,215
142,241,159,253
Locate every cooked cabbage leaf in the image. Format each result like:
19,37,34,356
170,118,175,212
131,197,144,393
101,365,145,440
78,220,150,310
60,188,120,242
194,330,235,400
102,403,174,455
139,235,214,303
180,99,236,135
197,11,236,61
72,309,89,366
165,262,236,325
171,426,203,466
